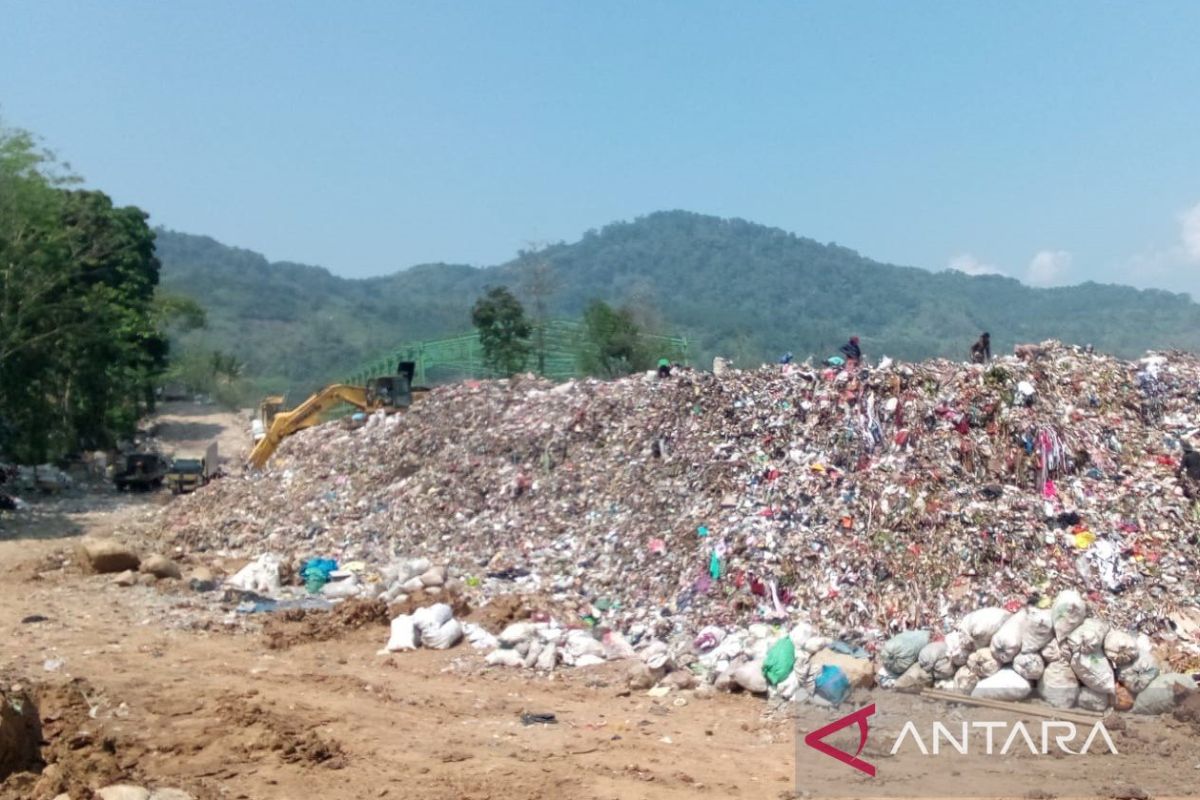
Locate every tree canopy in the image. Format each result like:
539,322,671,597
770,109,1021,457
580,300,653,377
0,123,173,462
471,286,532,376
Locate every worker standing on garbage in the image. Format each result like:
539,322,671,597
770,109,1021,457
839,336,862,369
657,357,672,378
970,332,992,364
1179,440,1200,498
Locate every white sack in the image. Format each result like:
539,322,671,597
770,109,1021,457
1103,629,1138,667
1070,650,1115,694
485,648,525,667
1051,590,1087,641
1021,608,1054,653
990,610,1027,664
953,665,979,694
1065,618,1110,655
384,615,418,652
967,647,1001,678
959,608,1011,648
918,641,955,679
1012,652,1045,682
944,631,974,666
972,669,1032,701
1038,660,1080,708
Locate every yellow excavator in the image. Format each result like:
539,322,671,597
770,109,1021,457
248,362,427,469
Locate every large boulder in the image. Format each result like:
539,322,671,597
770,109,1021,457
76,537,140,574
139,554,181,580
809,649,875,689
96,787,151,800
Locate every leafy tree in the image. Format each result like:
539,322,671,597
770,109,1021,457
471,286,531,376
0,122,169,461
580,300,653,377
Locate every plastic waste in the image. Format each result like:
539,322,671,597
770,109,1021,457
814,664,851,705
762,636,796,686
301,557,338,593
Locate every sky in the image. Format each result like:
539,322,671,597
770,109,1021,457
2,2,1200,295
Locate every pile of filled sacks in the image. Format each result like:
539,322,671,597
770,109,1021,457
381,603,468,651
479,621,643,671
876,590,1195,714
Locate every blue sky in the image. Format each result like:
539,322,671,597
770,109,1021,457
3,2,1199,294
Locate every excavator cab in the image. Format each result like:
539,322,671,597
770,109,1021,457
365,375,413,409
365,364,423,409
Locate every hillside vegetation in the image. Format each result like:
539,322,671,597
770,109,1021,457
157,210,1200,399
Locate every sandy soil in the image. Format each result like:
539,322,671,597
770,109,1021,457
1,406,1197,799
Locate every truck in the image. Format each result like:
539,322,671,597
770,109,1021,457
165,442,219,494
112,452,169,491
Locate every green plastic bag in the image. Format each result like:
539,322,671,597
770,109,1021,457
709,550,722,580
762,636,796,686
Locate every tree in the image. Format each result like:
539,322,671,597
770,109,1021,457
471,286,532,376
0,121,170,461
580,300,653,377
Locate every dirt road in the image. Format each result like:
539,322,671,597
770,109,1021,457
1,406,1197,799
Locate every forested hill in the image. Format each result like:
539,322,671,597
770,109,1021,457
156,211,1200,397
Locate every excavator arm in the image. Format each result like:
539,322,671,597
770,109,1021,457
248,384,372,469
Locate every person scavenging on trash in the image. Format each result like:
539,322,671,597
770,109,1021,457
839,336,861,368
1179,438,1200,498
970,331,992,364
657,357,672,378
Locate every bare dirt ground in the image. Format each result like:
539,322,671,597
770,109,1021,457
1,404,1197,799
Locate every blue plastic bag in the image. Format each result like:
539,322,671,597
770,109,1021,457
814,664,851,705
301,557,338,593
829,640,870,660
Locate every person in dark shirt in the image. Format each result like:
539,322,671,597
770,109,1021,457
970,332,992,364
839,336,862,366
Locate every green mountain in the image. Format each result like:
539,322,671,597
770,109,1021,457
156,210,1200,399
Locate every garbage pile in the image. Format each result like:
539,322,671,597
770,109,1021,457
163,343,1200,657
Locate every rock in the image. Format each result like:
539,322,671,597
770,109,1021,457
149,790,195,800
137,573,158,587
111,570,137,587
187,566,217,592
424,586,442,597
418,566,447,587
694,682,717,699
139,554,181,580
808,649,875,689
627,661,657,691
96,787,151,800
76,537,140,574
661,670,698,691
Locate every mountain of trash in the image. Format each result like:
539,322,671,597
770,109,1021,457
163,342,1200,643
